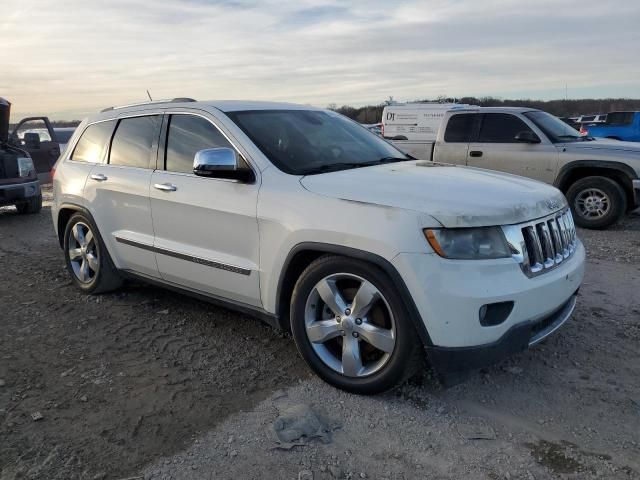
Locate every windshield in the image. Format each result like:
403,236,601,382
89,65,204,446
226,110,408,175
523,111,582,142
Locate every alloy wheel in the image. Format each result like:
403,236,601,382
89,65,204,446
304,273,396,377
68,222,99,283
575,188,610,219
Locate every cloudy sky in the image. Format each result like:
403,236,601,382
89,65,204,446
1,0,639,120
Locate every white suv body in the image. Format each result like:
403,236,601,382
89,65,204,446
51,99,585,393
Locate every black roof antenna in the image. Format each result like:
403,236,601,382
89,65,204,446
146,90,153,101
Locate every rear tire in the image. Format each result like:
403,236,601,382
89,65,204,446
566,176,626,229
63,212,122,294
290,255,422,394
16,194,42,214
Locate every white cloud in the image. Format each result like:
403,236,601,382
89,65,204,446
1,0,638,119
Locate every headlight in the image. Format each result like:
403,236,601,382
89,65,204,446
424,227,511,260
18,157,35,178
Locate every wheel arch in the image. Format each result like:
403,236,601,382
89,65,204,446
56,203,96,248
554,161,637,209
275,242,433,347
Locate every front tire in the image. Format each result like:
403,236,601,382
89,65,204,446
63,212,122,294
290,255,421,394
566,176,626,229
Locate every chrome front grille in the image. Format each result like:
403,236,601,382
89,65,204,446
502,209,577,277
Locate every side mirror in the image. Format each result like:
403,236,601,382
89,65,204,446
193,148,254,182
24,132,41,149
514,131,540,144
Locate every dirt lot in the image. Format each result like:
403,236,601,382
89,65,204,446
1,193,639,480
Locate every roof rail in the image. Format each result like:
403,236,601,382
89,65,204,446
101,97,196,113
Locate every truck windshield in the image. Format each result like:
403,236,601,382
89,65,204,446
523,111,582,143
227,110,409,175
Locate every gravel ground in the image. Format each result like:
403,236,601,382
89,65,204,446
1,191,639,480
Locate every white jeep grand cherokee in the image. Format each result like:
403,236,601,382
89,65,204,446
51,99,585,394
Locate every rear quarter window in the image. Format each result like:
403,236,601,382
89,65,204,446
70,120,116,163
444,114,476,142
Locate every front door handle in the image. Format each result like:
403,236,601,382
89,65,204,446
154,183,177,192
469,150,483,158
90,173,108,182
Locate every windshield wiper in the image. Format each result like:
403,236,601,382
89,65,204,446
376,156,412,163
557,135,581,140
302,157,409,175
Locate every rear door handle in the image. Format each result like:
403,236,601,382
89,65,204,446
90,173,108,181
469,150,483,157
154,183,177,192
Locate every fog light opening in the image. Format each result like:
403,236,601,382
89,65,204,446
479,301,514,327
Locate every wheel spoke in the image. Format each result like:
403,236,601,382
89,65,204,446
341,335,363,376
306,320,341,344
85,230,94,247
351,280,379,319
72,224,86,246
69,247,83,260
315,278,348,316
86,253,99,272
78,259,87,281
356,322,395,353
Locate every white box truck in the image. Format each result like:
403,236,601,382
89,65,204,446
382,103,471,159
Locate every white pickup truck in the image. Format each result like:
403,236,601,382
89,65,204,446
390,106,640,229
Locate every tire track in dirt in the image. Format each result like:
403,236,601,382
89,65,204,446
0,207,309,479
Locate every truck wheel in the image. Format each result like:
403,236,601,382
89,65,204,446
15,194,42,214
63,212,122,294
290,255,422,394
566,176,626,229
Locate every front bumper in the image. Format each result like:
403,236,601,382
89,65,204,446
425,292,577,379
392,240,585,377
0,179,41,207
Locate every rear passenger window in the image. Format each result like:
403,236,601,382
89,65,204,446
606,112,634,125
165,114,234,173
444,114,476,142
71,121,116,163
477,113,532,143
109,116,160,168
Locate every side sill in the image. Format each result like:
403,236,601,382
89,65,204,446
120,269,280,330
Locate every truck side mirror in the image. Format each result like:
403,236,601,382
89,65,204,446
24,132,42,149
514,131,540,144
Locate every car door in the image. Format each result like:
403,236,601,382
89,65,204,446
82,114,161,279
11,117,60,182
149,111,261,307
433,113,479,165
466,113,559,183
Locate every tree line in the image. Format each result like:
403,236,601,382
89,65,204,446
328,97,640,124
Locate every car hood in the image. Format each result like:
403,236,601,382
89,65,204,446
300,161,567,228
562,138,640,155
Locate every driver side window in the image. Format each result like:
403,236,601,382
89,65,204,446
165,114,241,174
477,113,534,143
